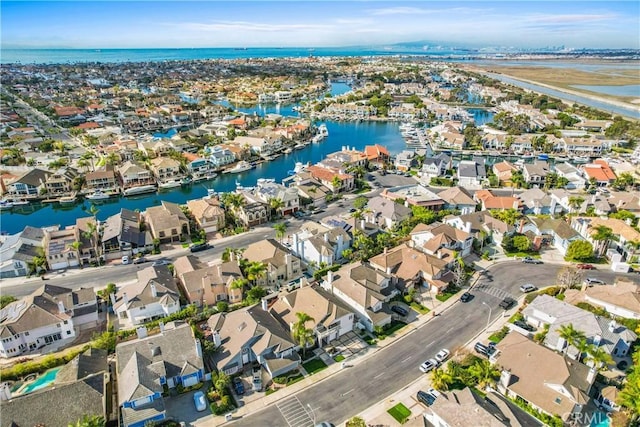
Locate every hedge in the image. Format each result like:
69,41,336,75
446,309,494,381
0,345,90,381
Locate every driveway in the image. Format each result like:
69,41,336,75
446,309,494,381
164,388,213,426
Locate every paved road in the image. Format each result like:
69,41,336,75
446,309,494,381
230,262,638,426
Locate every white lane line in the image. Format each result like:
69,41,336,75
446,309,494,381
341,388,354,396
400,355,412,363
374,372,385,379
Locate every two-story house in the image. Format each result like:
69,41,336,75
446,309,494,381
364,196,412,229
410,222,473,258
436,186,476,215
0,226,45,278
144,201,190,243
101,209,154,260
522,162,550,187
173,255,243,307
3,168,51,197
150,157,183,183
420,153,451,181
394,150,417,172
290,222,351,267
252,179,300,217
243,239,302,290
457,159,486,189
84,169,118,190
206,145,236,169
520,217,583,255
44,167,79,195
118,161,155,188
44,225,80,271
186,197,226,234
444,210,513,246
572,217,640,262
554,162,586,190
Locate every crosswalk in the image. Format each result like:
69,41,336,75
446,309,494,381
275,396,315,427
473,283,516,302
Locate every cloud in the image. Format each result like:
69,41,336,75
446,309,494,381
173,20,333,33
528,13,617,24
368,6,431,16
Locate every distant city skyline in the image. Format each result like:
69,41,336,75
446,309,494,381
1,1,638,50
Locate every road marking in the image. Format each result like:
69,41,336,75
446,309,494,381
341,388,354,396
400,355,412,363
276,396,314,427
374,372,385,379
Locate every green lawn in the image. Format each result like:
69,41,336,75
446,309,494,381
375,321,408,339
436,286,461,302
410,302,430,314
333,354,345,362
488,326,510,343
387,403,412,424
504,251,541,258
302,359,328,375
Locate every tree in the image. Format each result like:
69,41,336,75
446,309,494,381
490,208,521,226
353,196,368,211
618,372,640,420
468,358,500,389
0,295,17,309
591,225,616,258
556,266,583,294
509,170,527,189
68,415,106,427
273,222,287,244
568,196,584,214
612,172,635,191
104,152,120,166
557,324,586,355
430,367,453,391
214,371,230,394
331,175,342,193
221,192,246,210
346,417,367,427
584,346,613,370
565,240,594,262
91,329,116,353
292,312,316,357
512,235,531,252
244,261,267,285
268,197,284,219
27,247,48,275
245,286,266,304
222,247,244,262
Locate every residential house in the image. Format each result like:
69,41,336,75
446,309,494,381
208,302,299,379
186,197,225,233
252,179,300,216
572,217,640,262
394,150,417,171
410,222,474,258
583,279,640,319
101,209,153,260
492,161,519,186
517,188,553,215
270,285,355,346
380,185,444,210
184,154,213,179
583,160,617,187
492,332,595,421
233,135,278,157
112,265,181,326
523,294,636,359
150,157,182,183
419,153,451,182
522,162,550,187
306,165,354,193
44,167,79,195
554,162,586,190
320,262,396,332
323,147,368,168
76,216,100,265
364,144,390,169
243,239,302,290
44,225,80,271
436,186,476,215
0,284,98,357
292,179,331,208
364,196,412,229
3,168,51,197
457,159,486,189
144,201,190,243
118,161,155,188
0,226,45,278
290,222,351,267
563,137,608,156
444,210,513,245
607,191,640,217
173,255,243,307
520,217,583,255
232,196,269,228
115,321,205,427
206,145,236,169
475,190,520,211
85,169,117,190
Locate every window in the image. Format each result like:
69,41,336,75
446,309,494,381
159,231,166,238
554,397,562,405
172,229,177,235
67,330,71,335
63,320,68,324
25,332,29,336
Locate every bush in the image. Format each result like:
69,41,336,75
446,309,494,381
216,301,229,313
0,345,90,381
565,240,594,262
488,326,510,344
313,263,341,280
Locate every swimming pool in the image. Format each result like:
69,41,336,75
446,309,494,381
590,411,611,427
20,367,61,394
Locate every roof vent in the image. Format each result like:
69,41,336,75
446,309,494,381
151,346,161,357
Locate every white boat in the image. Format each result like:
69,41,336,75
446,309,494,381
0,200,13,210
123,185,157,196
59,195,77,205
226,161,253,174
207,188,217,197
11,199,30,207
318,123,329,137
205,172,218,180
294,143,305,150
158,180,181,189
283,148,293,154
572,156,590,164
86,190,110,201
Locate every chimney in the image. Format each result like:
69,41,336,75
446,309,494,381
57,300,65,314
230,250,236,261
500,369,512,389
292,233,299,255
324,233,329,242
109,292,117,306
261,298,268,311
608,320,617,333
123,292,129,305
0,382,12,401
159,321,165,333
557,337,566,352
212,330,221,347
136,326,148,339
195,339,202,358
383,247,388,255
360,219,365,230
464,221,471,233
593,334,602,346
150,283,158,298
587,367,597,383
327,270,333,284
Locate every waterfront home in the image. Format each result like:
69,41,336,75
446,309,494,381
320,262,396,332
44,225,80,271
410,222,473,258
444,210,513,245
394,150,417,171
85,169,118,190
173,255,243,307
233,135,276,157
208,302,300,379
115,321,205,427
186,197,226,233
292,179,331,208
229,193,269,228
364,196,412,229
388,103,420,121
118,161,155,188
523,294,636,359
492,160,519,186
0,284,98,357
150,157,183,182
519,217,583,255
44,167,79,195
325,102,377,119
583,279,640,319
0,226,45,278
324,147,368,168
419,153,451,181
582,160,617,187
562,137,608,156
3,168,51,197
576,120,612,132
306,165,354,194
183,152,212,179
252,179,300,217
517,188,554,215
144,201,190,243
76,217,100,265
554,162,586,190
112,265,181,326
522,161,550,187
380,185,444,210
492,333,595,422
364,144,390,168
102,209,154,261
290,221,351,267
436,186,476,215
243,239,302,290
206,145,236,168
572,217,640,262
608,191,640,216
457,159,486,189
270,285,355,346
474,190,520,211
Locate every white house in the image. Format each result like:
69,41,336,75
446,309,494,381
0,226,45,278
410,222,474,258
290,221,351,267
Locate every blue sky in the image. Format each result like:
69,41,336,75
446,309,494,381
1,1,638,49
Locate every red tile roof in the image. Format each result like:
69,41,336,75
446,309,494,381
364,144,390,160
583,160,617,182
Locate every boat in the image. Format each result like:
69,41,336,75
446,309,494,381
11,199,30,207
59,195,77,205
204,172,218,180
181,176,193,186
294,143,305,150
158,180,181,189
86,190,110,201
123,185,157,197
572,156,590,164
318,123,329,137
287,162,309,176
0,200,13,210
226,161,253,174
312,134,324,143
538,154,549,161
283,148,293,154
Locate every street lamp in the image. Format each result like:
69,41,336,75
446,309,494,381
482,301,492,330
307,404,316,426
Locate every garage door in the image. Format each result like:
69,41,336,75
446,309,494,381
183,375,199,387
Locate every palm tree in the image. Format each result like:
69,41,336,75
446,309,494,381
273,222,287,244
53,141,67,156
617,375,640,420
430,367,453,392
245,261,267,286
468,358,500,389
104,152,120,166
557,323,586,356
568,196,584,214
591,225,616,258
584,346,613,370
573,338,593,362
68,240,82,258
222,247,244,262
268,197,285,219
221,192,246,210
331,175,342,193
292,312,315,357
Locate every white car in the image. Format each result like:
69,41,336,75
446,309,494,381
121,255,130,265
435,349,450,363
193,391,207,412
419,358,438,373
519,283,537,293
427,387,441,398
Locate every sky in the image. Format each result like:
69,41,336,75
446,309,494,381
1,1,639,49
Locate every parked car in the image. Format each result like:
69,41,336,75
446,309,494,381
133,257,148,265
121,255,130,265
513,320,536,332
460,292,473,303
435,349,450,363
474,342,490,357
233,377,244,395
314,423,335,427
419,358,438,373
417,390,437,406
152,259,170,266
391,305,409,317
519,283,537,293
499,297,516,310
577,263,595,270
193,391,207,412
190,242,212,253
584,277,606,286
522,257,543,264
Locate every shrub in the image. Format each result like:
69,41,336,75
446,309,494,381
488,326,509,343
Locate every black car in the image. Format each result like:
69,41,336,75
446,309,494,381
416,390,436,406
499,297,516,310
474,342,490,357
133,257,148,264
233,377,244,395
460,292,472,303
189,243,212,253
391,305,409,317
513,320,535,332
